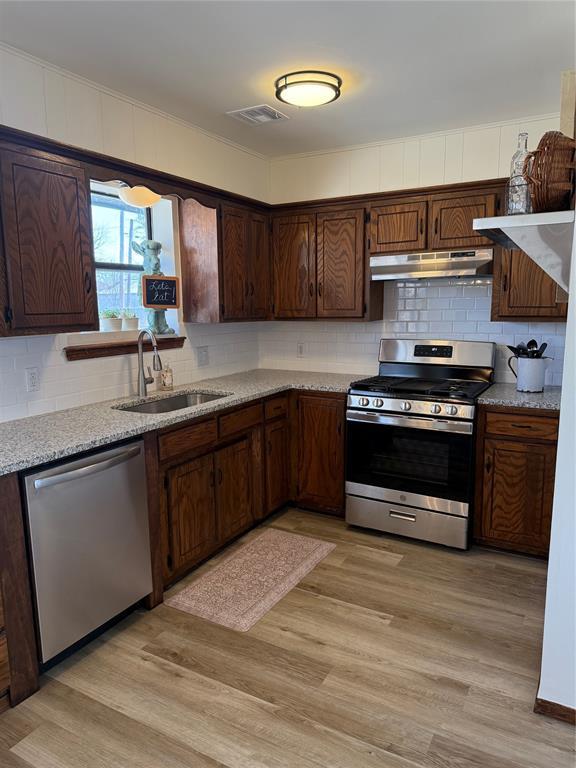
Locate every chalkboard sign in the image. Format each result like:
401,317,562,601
142,275,180,309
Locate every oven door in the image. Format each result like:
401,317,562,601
346,410,474,515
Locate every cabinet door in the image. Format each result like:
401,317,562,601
480,437,555,556
492,249,568,320
215,438,254,543
167,453,217,571
297,394,345,515
317,209,365,318
428,193,495,249
247,212,270,319
272,214,316,318
0,146,97,332
370,201,427,254
220,206,248,320
265,419,290,513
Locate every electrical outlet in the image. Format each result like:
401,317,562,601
197,346,210,367
25,366,40,392
296,343,304,358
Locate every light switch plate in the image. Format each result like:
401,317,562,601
197,346,210,367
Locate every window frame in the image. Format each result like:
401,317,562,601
91,190,153,273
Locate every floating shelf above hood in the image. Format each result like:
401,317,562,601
473,210,574,293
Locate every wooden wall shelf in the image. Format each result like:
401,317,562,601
64,336,186,361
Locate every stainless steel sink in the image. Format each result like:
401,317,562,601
118,392,227,414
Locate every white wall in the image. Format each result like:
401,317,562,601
0,44,270,201
537,229,576,711
258,278,566,385
269,115,560,203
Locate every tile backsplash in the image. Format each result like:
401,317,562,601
0,324,259,423
0,277,567,423
258,277,566,384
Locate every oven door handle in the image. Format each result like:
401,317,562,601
346,409,473,435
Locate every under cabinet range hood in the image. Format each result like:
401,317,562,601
370,249,493,281
473,210,574,293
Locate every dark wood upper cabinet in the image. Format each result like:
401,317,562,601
215,438,254,543
317,208,364,318
492,248,568,321
272,214,317,318
167,453,217,571
0,144,98,334
428,192,496,249
370,201,427,254
180,200,269,323
265,419,290,514
221,205,248,321
296,393,346,515
247,212,270,319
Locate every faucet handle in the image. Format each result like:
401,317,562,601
145,366,154,384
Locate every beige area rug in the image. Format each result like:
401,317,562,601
164,528,335,631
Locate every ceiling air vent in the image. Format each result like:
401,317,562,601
226,104,289,126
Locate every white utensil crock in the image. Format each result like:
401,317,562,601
508,356,549,393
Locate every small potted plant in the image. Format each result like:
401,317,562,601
99,309,122,332
121,309,139,331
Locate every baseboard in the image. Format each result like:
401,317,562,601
534,697,576,725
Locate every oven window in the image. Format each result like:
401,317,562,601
346,419,473,503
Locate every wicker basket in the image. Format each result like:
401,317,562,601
522,131,575,213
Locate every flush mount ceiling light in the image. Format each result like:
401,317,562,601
274,70,342,107
118,185,162,208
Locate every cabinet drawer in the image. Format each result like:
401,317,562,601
485,412,558,441
159,418,217,462
218,403,262,439
265,396,288,421
0,634,9,693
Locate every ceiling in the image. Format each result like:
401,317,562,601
0,1,573,157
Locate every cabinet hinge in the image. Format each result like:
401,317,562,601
4,306,13,324
364,211,370,224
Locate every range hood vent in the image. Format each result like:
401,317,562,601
370,249,493,281
473,210,574,293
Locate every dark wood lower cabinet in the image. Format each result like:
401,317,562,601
167,453,217,571
215,438,254,543
296,393,346,515
265,419,290,513
474,406,557,556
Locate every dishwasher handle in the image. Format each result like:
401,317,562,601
33,445,142,491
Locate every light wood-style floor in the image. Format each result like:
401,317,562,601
0,509,573,767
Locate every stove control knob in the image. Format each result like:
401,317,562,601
445,405,458,416
373,398,384,408
400,401,412,411
359,397,370,407
430,404,442,414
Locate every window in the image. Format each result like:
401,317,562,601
91,191,152,324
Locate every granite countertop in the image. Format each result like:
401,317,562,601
0,369,356,477
478,383,562,411
0,370,563,477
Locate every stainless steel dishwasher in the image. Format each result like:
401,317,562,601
24,440,153,663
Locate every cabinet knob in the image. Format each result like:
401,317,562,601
318,282,322,297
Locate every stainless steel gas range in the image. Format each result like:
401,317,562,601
345,339,495,549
